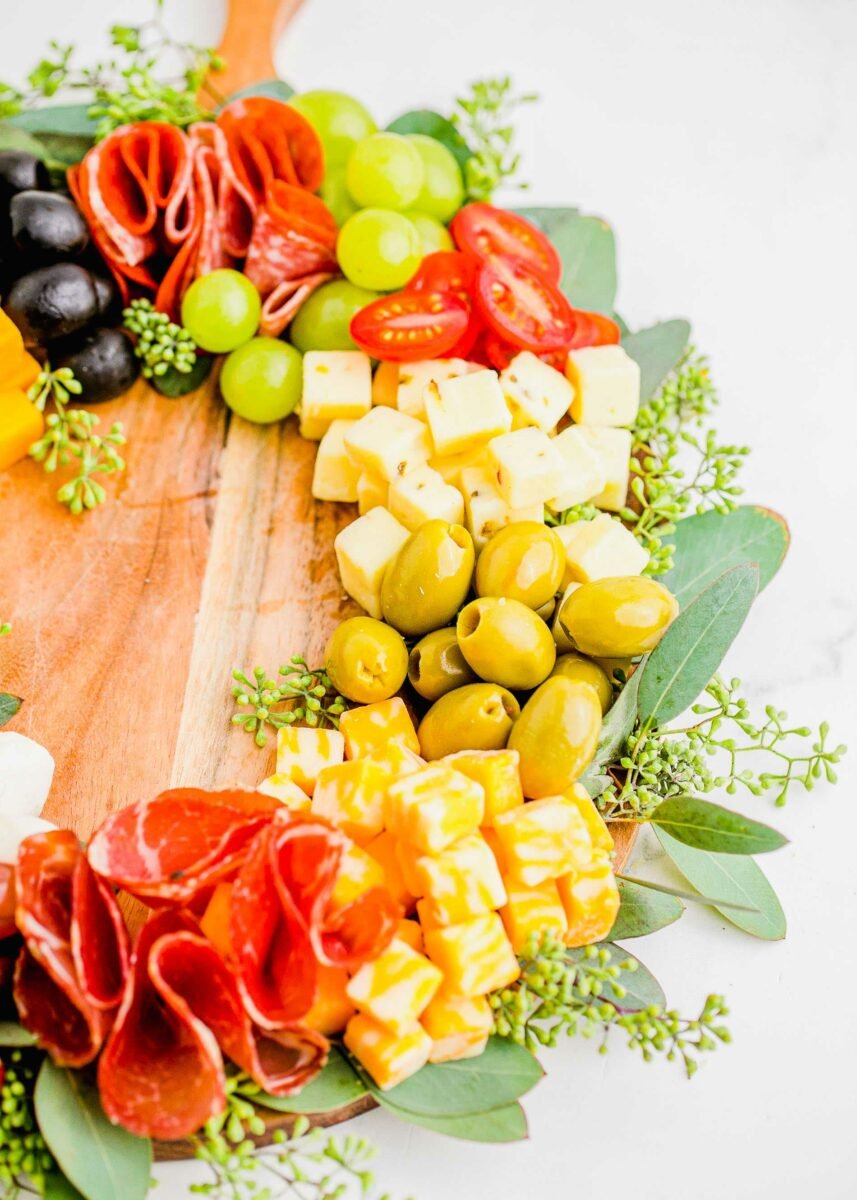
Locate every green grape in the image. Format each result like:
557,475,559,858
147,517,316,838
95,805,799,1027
407,134,465,222
346,132,424,210
320,167,359,227
337,209,422,291
220,337,302,423
290,280,379,352
181,269,261,353
409,211,455,255
288,90,377,168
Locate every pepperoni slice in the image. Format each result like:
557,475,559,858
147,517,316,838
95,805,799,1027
217,97,325,199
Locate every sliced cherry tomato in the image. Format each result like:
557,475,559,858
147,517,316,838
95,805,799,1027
451,204,561,284
350,291,469,362
465,330,494,369
474,256,574,352
408,251,482,359
483,331,568,373
567,309,621,350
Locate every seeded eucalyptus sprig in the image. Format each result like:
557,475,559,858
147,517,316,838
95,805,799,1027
231,656,347,748
0,1050,55,1195
451,77,538,202
123,299,198,379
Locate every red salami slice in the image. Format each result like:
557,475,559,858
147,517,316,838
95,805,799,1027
244,181,338,298
320,887,400,970
14,946,110,1068
189,121,257,260
217,97,325,200
0,863,17,941
259,271,337,337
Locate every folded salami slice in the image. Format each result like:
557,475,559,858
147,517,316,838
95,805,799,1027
259,271,337,337
244,181,338,298
217,97,325,203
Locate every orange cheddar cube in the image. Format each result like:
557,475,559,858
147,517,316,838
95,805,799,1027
330,844,386,909
200,881,234,960
500,878,568,952
564,783,614,854
5,350,41,392
340,697,420,759
276,726,345,795
372,360,399,408
0,390,44,472
421,990,493,1063
493,797,592,886
557,852,620,947
414,833,506,926
396,918,424,953
395,839,426,898
344,1013,432,1091
305,965,355,1035
442,749,523,826
386,765,484,854
365,830,416,911
424,913,520,997
346,937,443,1034
415,896,444,931
311,759,388,842
257,772,312,810
0,310,25,359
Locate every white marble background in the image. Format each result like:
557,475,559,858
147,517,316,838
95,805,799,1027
2,1,856,1197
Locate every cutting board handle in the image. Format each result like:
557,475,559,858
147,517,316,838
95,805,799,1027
215,0,306,96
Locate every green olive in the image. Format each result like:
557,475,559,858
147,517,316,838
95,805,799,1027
408,627,476,701
418,682,520,760
508,676,602,798
381,519,475,637
475,522,565,610
456,597,556,691
324,616,409,703
558,576,680,658
551,653,613,714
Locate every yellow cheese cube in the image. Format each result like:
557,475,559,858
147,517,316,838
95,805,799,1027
300,350,372,439
340,697,419,760
0,390,44,472
547,424,609,511
396,358,470,420
396,839,427,898
356,471,389,514
330,843,386,909
429,445,490,487
396,917,424,953
365,743,425,783
366,831,417,911
564,783,614,853
346,937,443,1034
566,344,641,427
557,852,620,947
372,360,399,408
421,990,493,1063
424,913,520,996
499,351,574,433
442,750,523,826
305,964,355,1035
493,797,593,885
256,772,312,810
487,427,566,509
414,833,507,925
424,369,511,456
334,506,410,618
386,765,484,854
573,427,633,512
344,406,432,483
500,878,568,951
311,419,361,503
387,465,464,531
555,512,648,583
344,1013,432,1090
275,727,346,795
311,759,389,842
551,583,581,650
460,465,543,550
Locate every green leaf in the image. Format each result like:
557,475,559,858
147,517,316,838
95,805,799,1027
515,207,617,314
568,943,666,1011
150,355,213,398
637,564,759,727
386,110,472,170
587,668,643,771
617,874,758,914
43,1173,87,1200
253,1046,367,1114
377,1097,529,1143
226,79,295,104
0,1021,36,1046
622,319,691,401
9,104,97,136
609,877,684,939
649,795,788,855
0,122,49,159
578,772,612,800
34,1060,152,1200
0,693,23,727
655,827,787,940
661,506,790,609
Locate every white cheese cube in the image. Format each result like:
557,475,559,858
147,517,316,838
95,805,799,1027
499,352,575,432
311,420,361,503
344,407,432,483
357,472,389,515
547,424,608,512
487,428,566,509
397,359,471,421
566,345,640,427
0,732,55,818
388,465,464,532
460,466,543,550
573,427,633,512
429,447,490,488
300,351,372,440
334,507,410,618
555,512,649,583
0,815,57,866
551,582,581,650
424,370,511,456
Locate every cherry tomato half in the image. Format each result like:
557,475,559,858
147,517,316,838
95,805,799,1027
350,291,470,362
483,331,569,372
408,251,482,358
451,203,561,284
567,309,621,350
474,256,575,352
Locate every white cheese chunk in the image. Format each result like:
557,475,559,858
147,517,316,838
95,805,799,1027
0,732,55,818
0,815,57,865
311,419,361,503
429,447,490,488
334,507,410,618
573,426,633,512
388,465,465,532
547,424,609,511
424,369,511,456
566,344,640,427
300,350,373,440
499,351,575,432
397,359,471,420
460,466,543,550
357,472,389,515
487,427,567,509
344,407,432,483
555,513,649,585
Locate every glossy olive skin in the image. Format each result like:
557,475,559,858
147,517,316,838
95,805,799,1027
54,327,139,404
558,576,680,658
457,597,556,691
475,522,566,611
5,263,97,345
508,676,602,798
551,653,613,714
325,616,409,703
418,683,520,760
408,627,476,701
381,520,475,637
11,190,89,260
0,151,49,205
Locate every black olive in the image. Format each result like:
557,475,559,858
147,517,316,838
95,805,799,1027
54,327,140,404
0,150,50,205
10,190,89,261
5,263,98,345
91,274,121,322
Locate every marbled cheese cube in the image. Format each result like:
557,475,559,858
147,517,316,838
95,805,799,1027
415,896,444,930
365,743,425,783
257,772,312,811
311,419,361,503
421,990,493,1063
493,797,593,886
487,428,566,509
344,1013,433,1090
555,512,648,583
346,937,443,1034
566,344,641,427
356,471,389,515
366,831,417,911
334,506,410,618
423,913,520,997
442,750,523,827
396,838,427,898
330,843,387,909
386,765,485,854
396,358,470,420
573,427,633,512
305,964,355,1035
500,878,568,951
300,350,372,440
340,698,420,759
557,851,620,947
424,369,511,456
430,446,490,488
344,406,432,483
414,833,507,925
311,759,389,842
564,783,614,854
396,917,424,953
460,465,543,550
499,351,575,432
372,360,399,408
388,465,464,532
276,727,346,796
547,424,608,511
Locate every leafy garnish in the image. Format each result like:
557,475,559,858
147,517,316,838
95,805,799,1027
231,657,347,747
451,76,537,201
0,1049,56,1195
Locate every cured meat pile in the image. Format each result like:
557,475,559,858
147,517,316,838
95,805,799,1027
8,789,398,1140
68,97,339,336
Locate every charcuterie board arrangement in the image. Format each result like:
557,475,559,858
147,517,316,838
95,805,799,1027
0,2,846,1198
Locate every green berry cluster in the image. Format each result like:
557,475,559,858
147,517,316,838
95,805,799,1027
0,1051,55,1195
231,656,348,748
123,299,198,379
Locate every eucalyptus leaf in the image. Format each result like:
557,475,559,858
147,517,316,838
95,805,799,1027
151,355,213,398
661,506,790,609
0,123,49,159
0,694,23,727
609,877,684,939
588,668,643,771
34,1060,152,1200
386,110,472,170
649,795,788,855
253,1046,367,1114
378,1096,529,1143
618,874,758,913
622,319,691,401
568,943,666,1011
655,827,787,940
43,1173,86,1200
515,207,617,314
578,772,612,800
226,79,295,104
8,104,96,166
0,1021,36,1046
637,564,758,727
